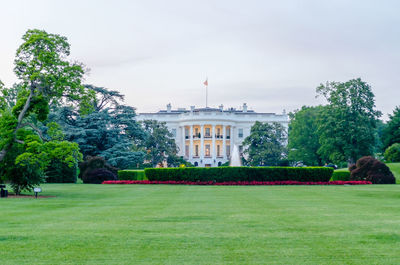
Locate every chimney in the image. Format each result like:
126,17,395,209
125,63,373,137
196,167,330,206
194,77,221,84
167,103,171,113
243,103,248,112
219,104,224,111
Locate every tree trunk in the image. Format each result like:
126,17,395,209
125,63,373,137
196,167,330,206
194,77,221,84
0,89,34,163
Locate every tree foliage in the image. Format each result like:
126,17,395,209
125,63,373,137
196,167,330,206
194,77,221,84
140,120,179,167
316,78,381,164
384,143,400,163
288,106,324,166
52,85,146,169
243,121,287,166
382,106,400,150
0,29,90,193
0,29,93,162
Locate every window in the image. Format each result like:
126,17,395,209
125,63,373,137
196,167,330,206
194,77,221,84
217,145,220,157
185,145,189,157
239,145,243,156
217,128,221,136
195,145,199,157
205,128,211,137
185,128,189,138
171,128,176,137
238,128,243,138
226,145,230,157
195,128,199,136
205,144,211,157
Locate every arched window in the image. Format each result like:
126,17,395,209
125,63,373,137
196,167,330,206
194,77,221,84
218,162,222,166
194,162,198,167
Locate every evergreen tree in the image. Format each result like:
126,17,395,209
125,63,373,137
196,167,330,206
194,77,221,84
52,85,146,169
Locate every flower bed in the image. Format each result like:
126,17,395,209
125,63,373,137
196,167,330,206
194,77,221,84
102,180,372,185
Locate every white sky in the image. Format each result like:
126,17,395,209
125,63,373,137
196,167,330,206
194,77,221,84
1,0,399,118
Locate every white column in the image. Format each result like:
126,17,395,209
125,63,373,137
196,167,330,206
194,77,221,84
222,125,226,159
200,124,204,161
212,124,216,160
181,126,185,157
230,126,233,158
189,125,193,159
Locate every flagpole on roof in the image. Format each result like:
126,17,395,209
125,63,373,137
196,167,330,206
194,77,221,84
203,77,208,108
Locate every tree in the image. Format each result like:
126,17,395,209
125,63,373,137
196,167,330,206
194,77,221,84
288,106,325,166
52,85,146,169
316,78,381,164
382,106,400,150
0,29,93,163
373,119,387,155
0,29,92,193
242,121,287,166
0,127,82,194
140,120,179,167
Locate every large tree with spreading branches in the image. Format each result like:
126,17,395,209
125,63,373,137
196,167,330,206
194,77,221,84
0,29,93,193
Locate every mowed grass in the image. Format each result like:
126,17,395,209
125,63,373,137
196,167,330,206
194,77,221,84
1,184,400,264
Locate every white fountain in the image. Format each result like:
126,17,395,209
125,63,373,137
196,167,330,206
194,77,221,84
229,144,242,166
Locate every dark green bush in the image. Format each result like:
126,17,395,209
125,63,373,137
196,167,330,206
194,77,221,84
330,171,350,181
79,156,118,184
118,170,147,180
46,161,78,183
145,166,333,182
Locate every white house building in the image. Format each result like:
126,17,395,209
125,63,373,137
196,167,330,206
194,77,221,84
136,103,289,167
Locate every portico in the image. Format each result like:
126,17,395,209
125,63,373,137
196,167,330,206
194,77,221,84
136,103,288,167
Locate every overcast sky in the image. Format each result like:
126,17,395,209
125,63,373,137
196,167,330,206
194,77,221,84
1,0,399,118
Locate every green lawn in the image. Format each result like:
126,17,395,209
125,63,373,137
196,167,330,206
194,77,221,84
1,184,400,264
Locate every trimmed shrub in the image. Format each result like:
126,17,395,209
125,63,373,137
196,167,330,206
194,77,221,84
330,171,350,181
349,156,396,184
103,180,371,185
46,160,78,183
144,166,333,182
384,143,400,162
118,170,147,180
79,156,118,184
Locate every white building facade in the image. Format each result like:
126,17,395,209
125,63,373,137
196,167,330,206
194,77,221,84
136,103,289,167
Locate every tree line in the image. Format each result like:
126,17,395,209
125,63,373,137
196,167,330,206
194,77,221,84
244,78,400,167
0,29,183,194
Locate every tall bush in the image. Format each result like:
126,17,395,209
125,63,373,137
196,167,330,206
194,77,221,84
349,156,395,184
79,156,118,184
384,143,400,163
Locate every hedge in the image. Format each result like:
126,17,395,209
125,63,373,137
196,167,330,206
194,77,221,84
330,171,350,181
144,166,333,182
103,180,371,185
118,170,147,180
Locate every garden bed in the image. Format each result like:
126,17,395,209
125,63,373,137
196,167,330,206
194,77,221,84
103,180,371,185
